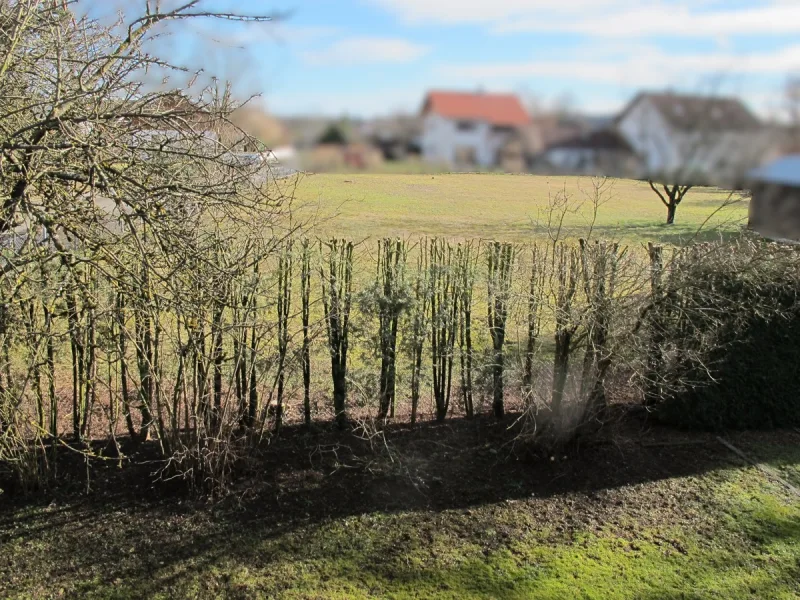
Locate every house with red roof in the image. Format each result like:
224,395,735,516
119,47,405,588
419,90,530,169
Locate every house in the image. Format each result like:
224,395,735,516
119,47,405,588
420,90,530,168
746,155,800,242
527,115,593,157
362,115,422,161
541,129,641,178
616,92,770,185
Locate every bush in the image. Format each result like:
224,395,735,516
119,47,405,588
658,308,800,430
655,241,800,430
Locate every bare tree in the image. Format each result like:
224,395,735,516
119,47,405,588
648,181,693,225
0,0,291,493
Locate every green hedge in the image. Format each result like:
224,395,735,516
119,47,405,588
655,246,800,430
657,310,800,430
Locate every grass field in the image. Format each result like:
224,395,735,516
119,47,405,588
2,425,798,599
289,173,749,244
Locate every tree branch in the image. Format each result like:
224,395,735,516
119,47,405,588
648,179,669,208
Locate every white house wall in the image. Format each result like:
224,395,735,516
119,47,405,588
421,114,504,167
617,98,681,175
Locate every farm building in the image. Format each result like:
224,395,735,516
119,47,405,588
747,155,800,242
616,92,770,185
419,90,530,169
541,129,642,178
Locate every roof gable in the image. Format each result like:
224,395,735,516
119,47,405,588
618,92,760,132
422,91,530,127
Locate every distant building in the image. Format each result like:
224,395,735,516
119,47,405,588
362,115,422,161
616,92,769,185
541,129,641,178
420,90,530,169
747,155,800,242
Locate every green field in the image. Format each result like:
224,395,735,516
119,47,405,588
290,173,749,244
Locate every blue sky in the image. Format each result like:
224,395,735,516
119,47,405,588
152,0,800,119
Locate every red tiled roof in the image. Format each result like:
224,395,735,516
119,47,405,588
422,91,530,127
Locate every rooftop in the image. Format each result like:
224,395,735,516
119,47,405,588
422,90,530,127
619,92,761,132
547,129,634,152
748,155,800,187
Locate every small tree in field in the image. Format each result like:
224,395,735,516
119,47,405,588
648,181,693,225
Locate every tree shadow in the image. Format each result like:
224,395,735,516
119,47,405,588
1,418,798,598
588,222,746,246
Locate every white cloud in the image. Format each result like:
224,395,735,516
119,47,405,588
270,86,425,117
267,24,342,45
496,3,800,37
302,37,430,66
371,0,800,38
438,45,800,88
369,0,617,24
185,22,340,47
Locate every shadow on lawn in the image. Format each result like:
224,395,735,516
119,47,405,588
588,222,746,246
1,417,798,598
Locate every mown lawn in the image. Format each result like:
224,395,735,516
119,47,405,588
289,173,749,244
2,425,798,599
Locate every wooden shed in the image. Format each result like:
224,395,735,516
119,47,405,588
747,155,800,242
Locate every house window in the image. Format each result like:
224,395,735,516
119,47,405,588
457,120,476,132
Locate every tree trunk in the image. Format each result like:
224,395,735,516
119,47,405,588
248,323,258,428
551,331,571,416
666,202,676,225
301,241,311,428
459,309,474,419
492,346,504,419
332,360,347,429
211,307,224,434
116,293,137,441
411,350,422,425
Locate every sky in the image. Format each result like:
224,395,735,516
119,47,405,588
115,0,800,120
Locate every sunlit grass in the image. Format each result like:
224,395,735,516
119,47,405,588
292,173,748,245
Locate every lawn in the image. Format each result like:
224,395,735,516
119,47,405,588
289,173,749,244
2,424,798,599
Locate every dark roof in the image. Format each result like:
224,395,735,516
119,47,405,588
547,129,634,152
618,92,761,132
422,91,530,127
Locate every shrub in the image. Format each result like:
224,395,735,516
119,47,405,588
655,239,800,430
